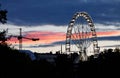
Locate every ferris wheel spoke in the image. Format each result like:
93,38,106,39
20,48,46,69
71,28,82,49
73,26,81,43
77,24,85,47
71,31,80,45
66,12,99,58
77,24,82,39
71,34,81,49
77,24,83,45
71,34,78,44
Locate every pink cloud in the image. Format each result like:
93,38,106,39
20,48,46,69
96,31,120,37
7,30,120,45
7,31,66,44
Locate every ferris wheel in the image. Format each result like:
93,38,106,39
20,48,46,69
65,12,100,61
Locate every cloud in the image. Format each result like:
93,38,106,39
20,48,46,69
1,24,66,45
0,23,120,52
80,0,120,3
101,44,120,48
1,0,120,53
95,23,120,31
23,35,120,53
28,44,55,48
0,24,67,32
98,36,120,41
1,22,120,33
1,0,120,25
1,23,120,37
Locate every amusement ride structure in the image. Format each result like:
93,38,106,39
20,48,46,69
66,12,100,62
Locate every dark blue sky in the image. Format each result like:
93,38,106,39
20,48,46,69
1,0,120,26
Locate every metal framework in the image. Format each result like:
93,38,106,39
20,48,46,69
13,28,39,50
0,28,39,50
66,12,100,58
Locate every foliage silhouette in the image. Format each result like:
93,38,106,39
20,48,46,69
0,4,7,24
0,43,120,78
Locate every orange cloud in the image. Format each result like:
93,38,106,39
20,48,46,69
6,30,120,45
96,30,120,37
7,31,66,45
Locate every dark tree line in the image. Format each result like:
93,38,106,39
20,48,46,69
0,43,120,78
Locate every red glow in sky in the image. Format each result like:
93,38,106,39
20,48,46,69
7,30,120,45
7,31,66,45
97,31,120,37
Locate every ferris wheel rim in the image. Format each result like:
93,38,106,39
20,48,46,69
66,12,99,55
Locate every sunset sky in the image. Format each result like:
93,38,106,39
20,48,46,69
1,0,120,53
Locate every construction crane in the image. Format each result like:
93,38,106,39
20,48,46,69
16,36,39,50
10,28,39,50
0,28,39,50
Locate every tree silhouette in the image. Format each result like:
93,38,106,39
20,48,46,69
0,4,7,24
0,29,8,44
0,4,8,47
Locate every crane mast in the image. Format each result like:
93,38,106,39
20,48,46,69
0,28,39,50
19,28,22,50
18,28,39,50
